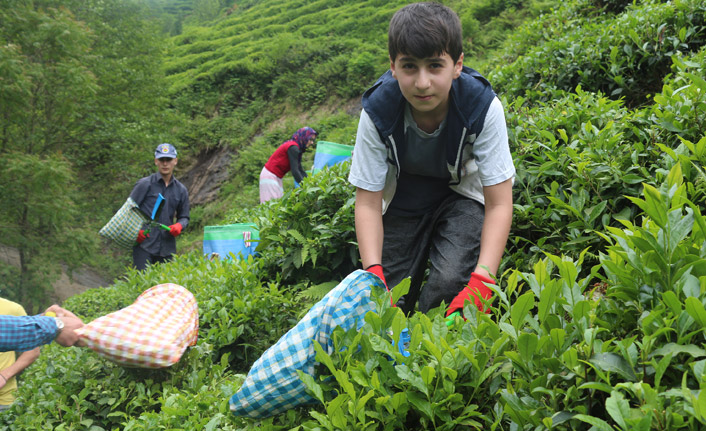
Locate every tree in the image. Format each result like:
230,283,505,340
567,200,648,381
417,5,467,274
0,0,172,310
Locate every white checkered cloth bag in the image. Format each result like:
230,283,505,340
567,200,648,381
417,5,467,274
75,284,199,368
229,270,384,417
99,197,147,249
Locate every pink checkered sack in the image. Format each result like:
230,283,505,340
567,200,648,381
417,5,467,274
75,284,199,368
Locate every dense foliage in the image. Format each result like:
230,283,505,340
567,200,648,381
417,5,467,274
1,0,706,430
0,0,176,309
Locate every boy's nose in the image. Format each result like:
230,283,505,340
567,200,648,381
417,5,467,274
415,71,431,89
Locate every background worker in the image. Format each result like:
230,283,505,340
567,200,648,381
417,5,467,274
130,143,190,270
259,127,318,203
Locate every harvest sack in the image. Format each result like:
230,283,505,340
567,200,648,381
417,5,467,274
202,223,259,260
99,197,147,249
312,141,353,174
229,270,384,418
75,284,199,368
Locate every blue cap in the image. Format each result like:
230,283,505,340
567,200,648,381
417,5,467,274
155,143,177,159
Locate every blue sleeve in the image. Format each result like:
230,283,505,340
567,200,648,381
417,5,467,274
0,315,58,352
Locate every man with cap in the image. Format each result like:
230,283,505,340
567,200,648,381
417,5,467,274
129,143,190,270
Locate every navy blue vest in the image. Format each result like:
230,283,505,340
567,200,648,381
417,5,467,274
361,66,496,186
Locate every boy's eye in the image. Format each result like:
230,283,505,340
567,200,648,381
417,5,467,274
401,63,417,69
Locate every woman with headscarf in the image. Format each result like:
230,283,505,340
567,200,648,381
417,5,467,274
259,126,318,203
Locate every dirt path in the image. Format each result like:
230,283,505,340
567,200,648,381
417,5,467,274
0,245,110,304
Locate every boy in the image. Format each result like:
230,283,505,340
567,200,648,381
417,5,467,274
0,298,39,411
348,2,515,315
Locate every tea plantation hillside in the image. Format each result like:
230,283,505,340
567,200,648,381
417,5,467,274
160,0,550,226
2,0,706,430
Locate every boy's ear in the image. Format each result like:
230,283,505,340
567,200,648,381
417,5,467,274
389,57,397,79
453,53,464,79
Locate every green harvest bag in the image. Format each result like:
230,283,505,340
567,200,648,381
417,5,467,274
99,197,146,249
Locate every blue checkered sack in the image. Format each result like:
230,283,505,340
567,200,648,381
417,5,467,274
229,270,384,418
99,198,147,249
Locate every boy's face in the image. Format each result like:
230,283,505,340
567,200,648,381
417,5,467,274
390,52,463,121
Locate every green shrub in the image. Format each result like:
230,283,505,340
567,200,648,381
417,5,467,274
251,161,358,287
637,47,706,149
505,89,648,276
490,0,706,107
292,171,706,430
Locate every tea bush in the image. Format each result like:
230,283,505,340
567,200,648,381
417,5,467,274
505,88,646,275
636,46,706,150
290,169,706,431
7,0,706,429
237,161,358,287
505,44,706,279
491,0,706,107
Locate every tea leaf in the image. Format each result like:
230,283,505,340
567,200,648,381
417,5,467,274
297,372,324,403
511,292,535,330
572,414,614,431
517,332,538,362
605,391,630,429
684,297,706,328
396,366,429,397
589,353,637,382
651,342,706,358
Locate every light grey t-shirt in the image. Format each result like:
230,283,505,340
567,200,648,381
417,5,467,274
386,105,454,215
349,97,515,212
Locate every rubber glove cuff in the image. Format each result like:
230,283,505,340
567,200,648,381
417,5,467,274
446,272,495,317
365,264,397,307
365,264,387,288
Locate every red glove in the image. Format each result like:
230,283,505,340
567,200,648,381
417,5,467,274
366,264,396,307
136,230,149,244
446,272,495,317
365,264,387,287
169,223,183,237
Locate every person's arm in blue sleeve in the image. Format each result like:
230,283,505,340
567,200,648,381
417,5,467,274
0,315,59,352
0,305,84,352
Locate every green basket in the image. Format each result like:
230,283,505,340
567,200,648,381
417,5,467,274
99,198,147,249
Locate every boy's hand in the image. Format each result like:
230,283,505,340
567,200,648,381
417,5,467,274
137,229,149,243
169,223,183,237
365,264,387,287
446,272,495,317
365,264,398,307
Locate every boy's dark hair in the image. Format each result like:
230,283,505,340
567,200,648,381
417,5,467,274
388,2,463,63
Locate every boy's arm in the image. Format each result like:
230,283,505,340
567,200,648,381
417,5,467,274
0,347,40,389
354,188,385,269
475,178,514,277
